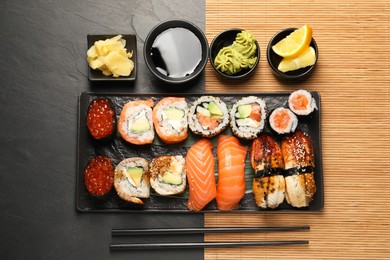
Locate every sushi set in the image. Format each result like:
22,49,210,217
76,91,324,212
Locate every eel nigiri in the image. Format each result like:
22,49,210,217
281,129,316,208
152,97,189,144
216,134,247,211
185,139,216,211
118,99,154,145
250,134,285,209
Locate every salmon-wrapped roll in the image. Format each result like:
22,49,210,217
281,130,316,208
250,134,285,209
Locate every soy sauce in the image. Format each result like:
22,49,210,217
151,27,202,78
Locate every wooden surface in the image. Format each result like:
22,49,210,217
204,0,390,259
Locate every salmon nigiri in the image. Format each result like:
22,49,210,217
216,134,247,211
185,139,216,211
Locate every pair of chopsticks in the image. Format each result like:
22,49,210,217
110,225,309,250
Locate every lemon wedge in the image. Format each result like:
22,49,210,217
277,46,316,73
272,25,313,59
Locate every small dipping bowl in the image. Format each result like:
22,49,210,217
209,28,260,79
143,20,209,84
267,28,318,81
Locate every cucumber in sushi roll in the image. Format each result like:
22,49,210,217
152,97,188,144
114,157,150,205
118,99,155,145
150,155,186,196
188,96,229,138
230,96,267,139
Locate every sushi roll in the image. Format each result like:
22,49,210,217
152,97,188,144
188,96,229,138
86,97,116,140
230,96,267,139
83,155,114,197
281,130,316,208
250,134,285,209
149,155,186,196
114,157,150,205
118,99,154,145
288,89,317,115
269,107,298,134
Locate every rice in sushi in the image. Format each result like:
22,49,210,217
230,96,267,139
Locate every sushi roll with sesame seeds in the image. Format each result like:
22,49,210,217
188,96,229,138
269,107,298,134
288,89,317,116
230,96,267,139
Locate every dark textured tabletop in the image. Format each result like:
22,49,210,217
0,0,205,259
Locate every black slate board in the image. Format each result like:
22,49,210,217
77,92,324,212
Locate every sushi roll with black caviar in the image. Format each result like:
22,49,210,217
288,89,317,116
149,155,187,196
269,107,298,134
188,96,229,138
230,96,267,139
114,157,150,205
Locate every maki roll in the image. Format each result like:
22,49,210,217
114,157,150,205
83,155,114,197
269,107,298,134
150,155,186,196
250,134,285,209
86,98,116,140
152,97,188,144
230,96,267,139
188,96,229,138
281,130,316,207
118,99,154,145
288,89,317,116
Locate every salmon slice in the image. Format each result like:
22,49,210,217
216,134,247,211
185,139,216,211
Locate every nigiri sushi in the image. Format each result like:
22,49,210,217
269,107,298,134
188,96,229,138
118,99,154,145
288,89,317,116
250,134,285,209
281,130,316,207
152,97,189,144
185,139,217,211
216,134,247,211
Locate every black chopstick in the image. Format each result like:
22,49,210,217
112,225,309,236
110,240,309,250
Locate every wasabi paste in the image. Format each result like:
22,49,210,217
214,30,257,75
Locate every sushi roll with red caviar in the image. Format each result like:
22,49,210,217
288,89,317,116
230,96,267,140
269,107,298,134
83,155,115,197
188,96,229,138
86,98,116,140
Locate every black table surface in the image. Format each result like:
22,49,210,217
0,0,205,259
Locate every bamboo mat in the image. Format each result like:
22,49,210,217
204,0,390,259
